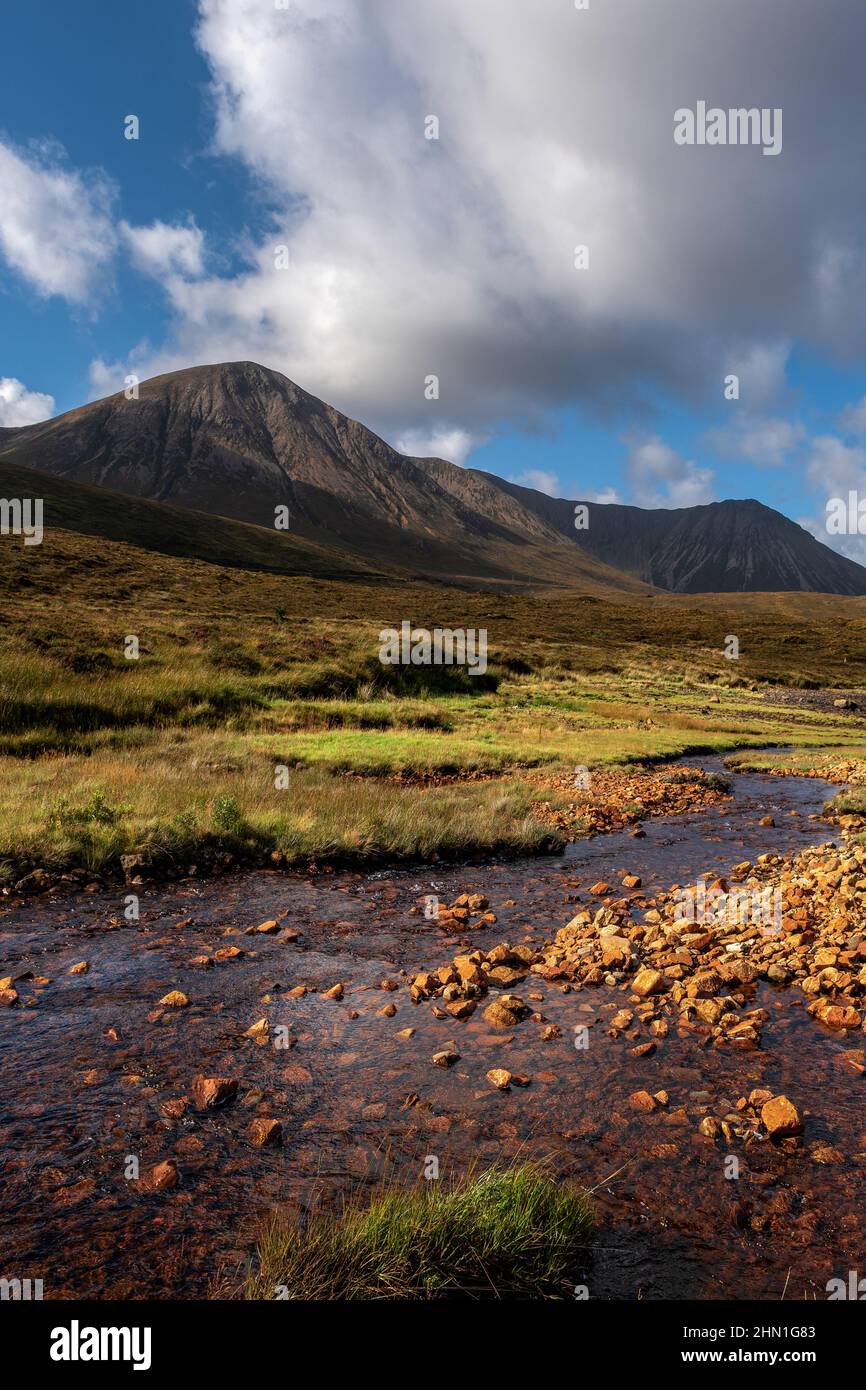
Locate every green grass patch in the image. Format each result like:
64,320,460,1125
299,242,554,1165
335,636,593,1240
247,1164,592,1300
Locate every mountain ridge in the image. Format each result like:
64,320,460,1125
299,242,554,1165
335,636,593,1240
2,360,864,596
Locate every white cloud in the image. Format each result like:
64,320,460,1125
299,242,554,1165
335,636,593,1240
0,377,55,426
723,342,791,409
805,433,866,492
93,0,866,447
0,140,115,303
625,434,715,509
837,395,866,437
709,415,806,468
395,426,477,466
510,468,561,497
121,220,205,282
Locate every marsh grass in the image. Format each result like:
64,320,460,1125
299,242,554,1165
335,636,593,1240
0,755,562,879
247,1164,593,1300
3,522,866,878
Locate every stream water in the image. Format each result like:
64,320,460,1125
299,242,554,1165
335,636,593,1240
2,756,865,1301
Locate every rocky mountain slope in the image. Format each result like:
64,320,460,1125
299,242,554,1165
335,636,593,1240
3,360,864,595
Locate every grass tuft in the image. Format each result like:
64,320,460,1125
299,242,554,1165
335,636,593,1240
247,1164,593,1300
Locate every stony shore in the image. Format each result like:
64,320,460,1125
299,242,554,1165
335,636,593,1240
406,805,866,1151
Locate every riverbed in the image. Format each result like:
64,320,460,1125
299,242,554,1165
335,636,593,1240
2,756,864,1300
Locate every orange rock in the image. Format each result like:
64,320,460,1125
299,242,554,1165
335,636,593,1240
151,1160,179,1191
247,1118,283,1147
159,990,190,1008
191,1075,238,1110
761,1094,803,1139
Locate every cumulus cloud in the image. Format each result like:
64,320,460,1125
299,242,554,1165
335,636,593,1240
0,140,115,303
708,415,807,468
723,342,792,409
797,432,866,563
0,377,55,426
395,425,477,466
837,396,866,437
107,0,861,446
585,486,622,504
120,219,205,282
510,468,561,497
625,434,715,509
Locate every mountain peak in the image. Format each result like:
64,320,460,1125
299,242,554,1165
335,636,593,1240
2,361,864,596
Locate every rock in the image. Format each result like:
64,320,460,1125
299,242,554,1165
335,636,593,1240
759,815,775,827
191,1075,238,1110
748,1088,773,1107
445,998,476,1019
395,1027,415,1039
589,881,612,896
761,1094,804,1139
377,1002,397,1018
601,937,633,969
323,983,344,1000
486,965,528,987
541,1024,561,1040
214,946,244,962
432,1043,460,1067
632,968,667,998
69,961,89,975
817,1003,862,1030
482,995,527,1028
629,1090,658,1112
244,1017,270,1043
0,988,18,1007
159,990,190,1008
160,1098,188,1122
487,1068,512,1090
621,874,642,890
254,919,280,934
151,1160,179,1191
14,868,53,894
247,1118,283,1147
120,853,152,881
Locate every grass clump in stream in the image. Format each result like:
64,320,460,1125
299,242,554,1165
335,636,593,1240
247,1164,592,1300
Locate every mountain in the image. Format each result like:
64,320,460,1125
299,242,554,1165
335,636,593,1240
0,362,649,596
417,468,866,596
0,456,390,582
2,359,864,596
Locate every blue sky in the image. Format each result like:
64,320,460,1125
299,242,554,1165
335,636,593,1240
3,0,866,560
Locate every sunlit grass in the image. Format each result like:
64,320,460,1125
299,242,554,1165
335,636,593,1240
247,1164,593,1301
